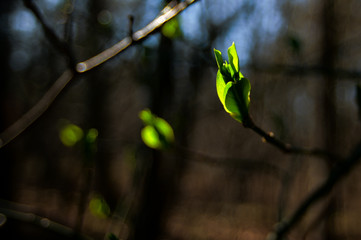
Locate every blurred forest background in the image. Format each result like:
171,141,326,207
1,0,361,239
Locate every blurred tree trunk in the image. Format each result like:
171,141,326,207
0,2,17,238
320,0,338,239
0,1,16,201
86,0,117,205
130,34,174,240
71,0,116,230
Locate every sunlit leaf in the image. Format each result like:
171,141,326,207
240,77,251,111
139,109,174,150
141,125,161,149
89,196,110,219
223,82,237,113
214,49,223,70
154,117,174,143
214,43,251,124
59,124,83,147
228,43,239,77
216,70,227,105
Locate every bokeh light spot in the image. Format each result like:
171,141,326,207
98,10,112,25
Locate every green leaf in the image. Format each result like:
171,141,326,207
240,77,251,111
224,83,243,122
216,70,227,105
214,43,251,123
214,49,223,70
89,196,110,219
59,123,84,147
227,42,239,78
139,109,174,150
141,125,161,149
161,18,181,39
139,109,153,125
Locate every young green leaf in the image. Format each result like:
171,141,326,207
227,42,239,78
214,43,251,124
216,70,227,106
214,49,223,70
139,109,174,150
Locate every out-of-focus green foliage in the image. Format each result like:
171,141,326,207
89,195,110,219
107,233,119,240
214,43,251,123
59,123,84,147
161,18,181,39
139,109,174,150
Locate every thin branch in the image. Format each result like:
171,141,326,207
176,145,287,179
0,203,93,240
0,70,74,148
0,0,199,149
244,116,338,160
266,139,361,240
76,0,199,73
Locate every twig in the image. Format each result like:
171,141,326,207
76,0,199,73
175,145,287,179
0,70,74,148
244,116,337,160
0,205,93,240
0,0,199,149
266,139,361,240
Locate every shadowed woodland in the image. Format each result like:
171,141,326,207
1,0,361,239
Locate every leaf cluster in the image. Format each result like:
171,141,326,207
214,43,251,124
139,109,174,150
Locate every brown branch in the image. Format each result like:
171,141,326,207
175,145,287,179
76,0,199,73
266,139,361,240
0,0,199,149
0,70,74,148
0,200,93,240
244,116,337,160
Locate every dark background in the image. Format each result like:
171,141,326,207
1,0,361,239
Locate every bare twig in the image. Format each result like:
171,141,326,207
0,0,199,149
244,116,338,160
0,70,74,148
0,203,93,240
175,145,287,179
266,139,361,240
76,0,199,73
